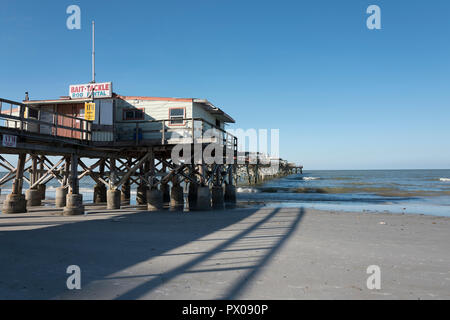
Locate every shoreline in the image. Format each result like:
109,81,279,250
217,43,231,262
237,199,450,218
1,193,449,218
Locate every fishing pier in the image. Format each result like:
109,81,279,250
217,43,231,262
0,85,301,215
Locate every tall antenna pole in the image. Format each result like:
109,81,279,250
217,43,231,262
92,21,95,83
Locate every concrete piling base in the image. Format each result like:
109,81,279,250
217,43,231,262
196,186,211,210
2,193,27,214
224,184,237,203
211,186,224,209
107,189,121,210
147,189,163,211
170,184,184,211
37,184,46,200
55,187,68,208
93,183,107,203
25,189,42,207
63,194,84,216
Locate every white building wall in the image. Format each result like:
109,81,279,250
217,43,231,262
192,102,226,144
94,99,114,125
115,98,193,142
115,99,192,122
192,103,224,130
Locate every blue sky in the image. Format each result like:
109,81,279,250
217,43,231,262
1,0,449,169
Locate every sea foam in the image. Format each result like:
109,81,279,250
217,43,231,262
440,178,450,182
237,187,259,193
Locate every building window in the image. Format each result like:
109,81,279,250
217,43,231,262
123,108,144,120
169,107,185,125
27,108,39,119
79,107,85,119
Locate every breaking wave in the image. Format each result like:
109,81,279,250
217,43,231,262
237,187,259,193
440,178,450,182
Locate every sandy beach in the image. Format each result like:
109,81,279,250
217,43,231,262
0,203,449,300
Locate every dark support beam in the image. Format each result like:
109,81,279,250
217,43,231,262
63,156,70,187
69,154,79,194
37,155,46,200
107,157,121,210
109,157,116,189
13,153,26,195
121,158,132,204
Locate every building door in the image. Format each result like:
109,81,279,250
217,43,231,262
56,103,84,139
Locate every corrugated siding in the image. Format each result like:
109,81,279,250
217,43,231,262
39,105,53,135
94,99,114,125
55,103,84,139
92,131,114,142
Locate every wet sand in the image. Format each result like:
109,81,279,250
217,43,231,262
0,204,449,299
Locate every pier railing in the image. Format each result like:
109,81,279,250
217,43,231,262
114,118,238,151
0,98,92,143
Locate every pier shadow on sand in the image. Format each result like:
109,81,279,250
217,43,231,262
0,206,304,300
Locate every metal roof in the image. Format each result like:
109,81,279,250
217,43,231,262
23,98,93,105
193,99,235,123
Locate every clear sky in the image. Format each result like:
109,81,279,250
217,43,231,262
1,0,449,170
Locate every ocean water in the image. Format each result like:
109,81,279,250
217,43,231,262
236,170,450,217
0,175,98,204
1,170,449,217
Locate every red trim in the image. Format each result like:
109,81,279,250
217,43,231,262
117,95,193,103
123,107,144,121
168,107,186,126
24,96,193,104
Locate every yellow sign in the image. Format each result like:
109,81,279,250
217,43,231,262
85,102,95,121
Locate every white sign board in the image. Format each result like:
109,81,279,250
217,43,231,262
2,134,17,148
69,82,112,99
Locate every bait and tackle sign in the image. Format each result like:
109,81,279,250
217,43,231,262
69,82,112,99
